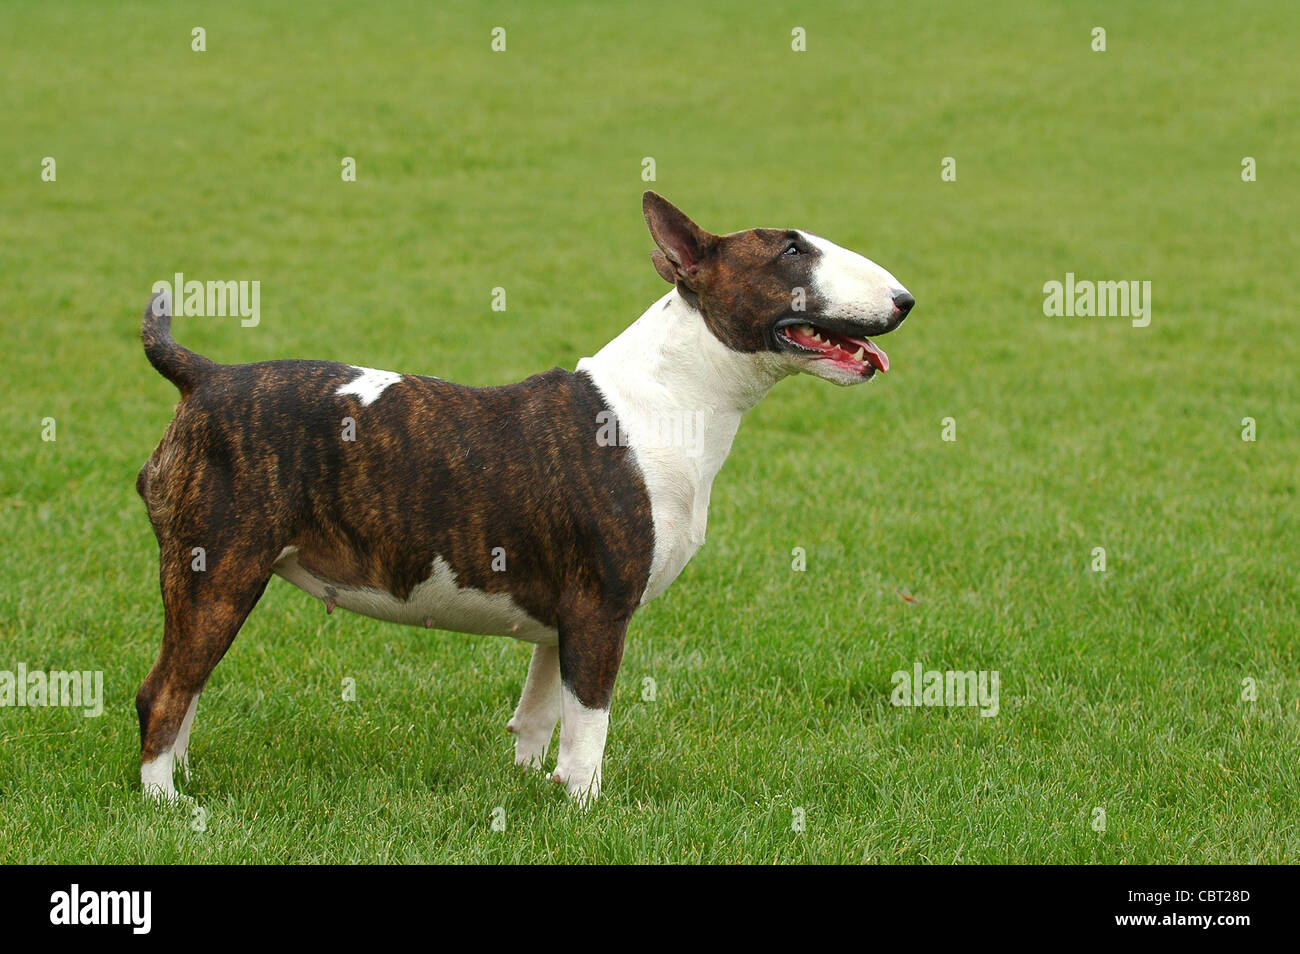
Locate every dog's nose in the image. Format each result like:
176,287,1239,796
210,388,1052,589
892,290,915,317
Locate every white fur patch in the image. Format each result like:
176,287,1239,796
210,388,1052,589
336,365,401,406
141,750,177,801
508,644,561,769
803,232,907,327
272,551,558,645
173,695,199,782
553,685,610,808
578,291,789,604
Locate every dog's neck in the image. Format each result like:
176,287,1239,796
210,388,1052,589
589,285,787,396
578,288,787,448
578,290,790,603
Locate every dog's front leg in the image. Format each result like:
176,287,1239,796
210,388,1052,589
507,643,561,770
553,607,630,808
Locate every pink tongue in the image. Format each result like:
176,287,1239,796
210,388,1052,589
862,339,889,373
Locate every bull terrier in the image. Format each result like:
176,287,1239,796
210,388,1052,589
135,192,913,807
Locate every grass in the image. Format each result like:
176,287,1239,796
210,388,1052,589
0,0,1296,863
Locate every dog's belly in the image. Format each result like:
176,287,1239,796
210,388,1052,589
272,549,558,645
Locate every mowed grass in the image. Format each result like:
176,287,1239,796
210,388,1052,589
0,0,1296,863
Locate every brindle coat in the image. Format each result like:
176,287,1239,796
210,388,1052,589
136,304,652,768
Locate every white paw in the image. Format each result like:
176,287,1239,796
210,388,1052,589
142,782,193,806
507,720,553,771
141,753,181,803
552,766,601,809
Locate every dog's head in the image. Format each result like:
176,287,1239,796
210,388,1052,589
643,191,912,386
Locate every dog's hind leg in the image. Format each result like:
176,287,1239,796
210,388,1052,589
136,545,271,801
506,643,561,770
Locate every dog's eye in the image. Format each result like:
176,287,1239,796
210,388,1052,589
783,243,801,256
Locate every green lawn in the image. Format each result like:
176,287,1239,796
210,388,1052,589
0,0,1295,863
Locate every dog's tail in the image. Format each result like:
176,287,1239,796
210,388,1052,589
142,291,213,397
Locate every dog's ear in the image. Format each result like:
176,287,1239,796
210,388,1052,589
643,192,716,290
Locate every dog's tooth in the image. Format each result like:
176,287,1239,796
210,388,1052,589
852,347,865,361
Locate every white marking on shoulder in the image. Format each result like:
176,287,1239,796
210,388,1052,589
336,365,402,406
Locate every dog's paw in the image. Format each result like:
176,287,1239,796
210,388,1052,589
142,783,193,807
506,719,553,771
507,724,552,772
551,766,601,810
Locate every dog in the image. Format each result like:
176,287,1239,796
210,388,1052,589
135,192,913,806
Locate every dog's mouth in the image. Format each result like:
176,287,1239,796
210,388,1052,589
774,319,890,376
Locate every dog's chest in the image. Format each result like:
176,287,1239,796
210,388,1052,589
576,294,756,606
633,447,724,603
272,549,559,644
